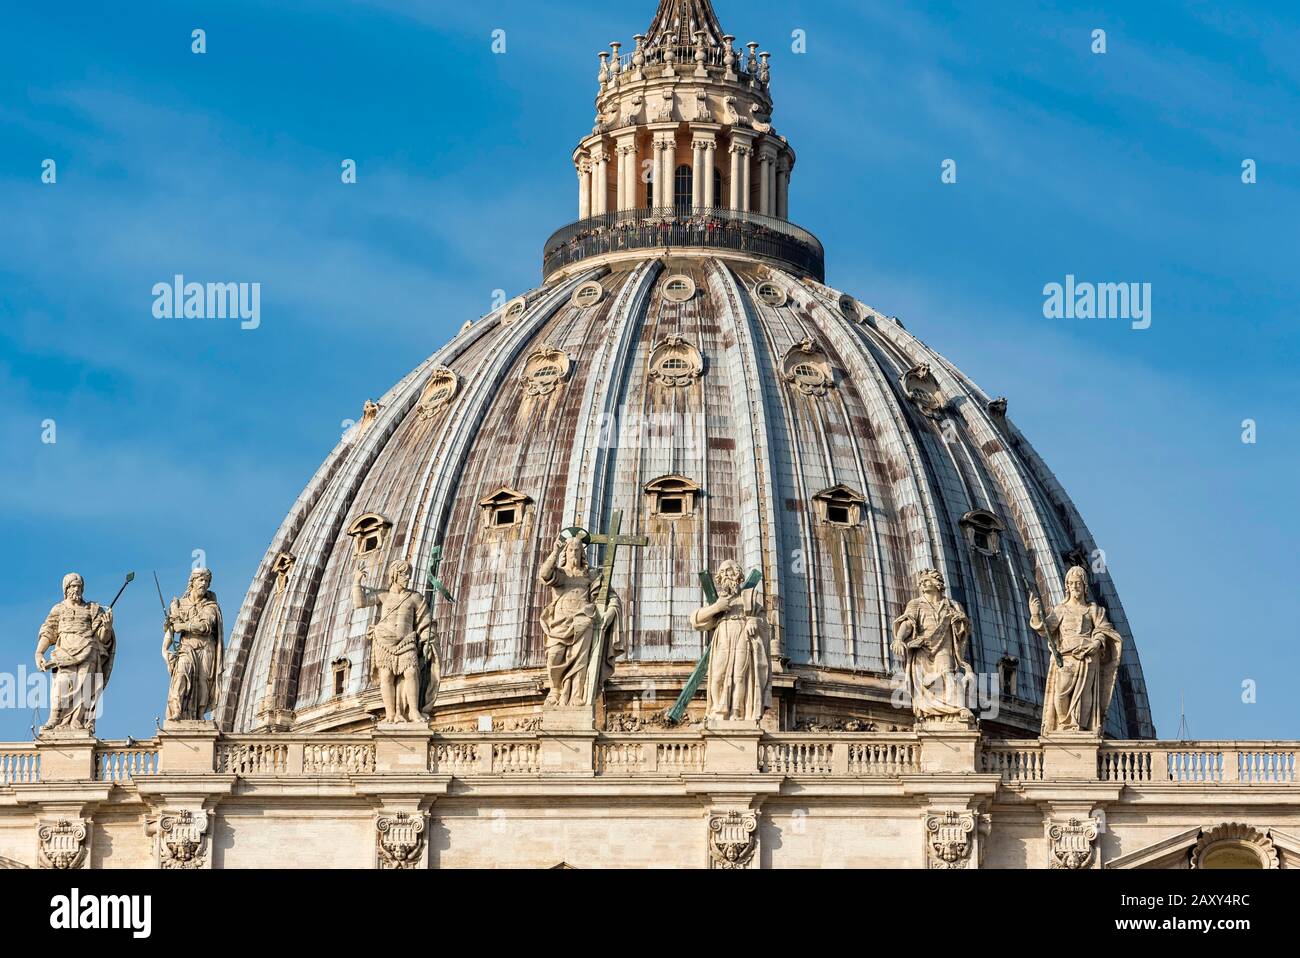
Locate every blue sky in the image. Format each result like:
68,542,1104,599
1,0,1296,741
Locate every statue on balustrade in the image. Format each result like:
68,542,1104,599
539,533,623,708
691,560,771,724
34,573,117,735
162,568,225,723
353,559,440,724
1029,565,1122,735
891,568,975,727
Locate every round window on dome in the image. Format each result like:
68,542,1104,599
572,281,604,309
756,282,788,307
839,294,860,321
662,275,696,303
504,296,528,323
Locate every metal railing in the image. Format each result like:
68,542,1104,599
542,207,825,281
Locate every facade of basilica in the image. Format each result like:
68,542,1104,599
3,0,1298,870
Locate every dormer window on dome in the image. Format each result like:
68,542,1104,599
782,340,834,397
479,488,533,530
347,513,392,558
813,485,867,527
644,475,701,519
961,510,1004,556
648,336,704,387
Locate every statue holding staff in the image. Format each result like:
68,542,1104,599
35,573,121,734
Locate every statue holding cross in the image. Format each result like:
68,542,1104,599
690,560,772,725
538,510,646,708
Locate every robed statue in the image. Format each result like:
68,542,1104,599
691,560,771,724
1029,565,1122,734
539,534,623,707
35,573,117,734
891,568,975,726
353,559,440,723
162,568,225,722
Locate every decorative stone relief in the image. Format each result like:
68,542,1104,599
708,810,758,869
162,568,224,723
376,812,427,869
520,343,573,397
692,560,771,725
1048,817,1100,870
358,399,381,434
647,336,704,387
782,340,834,397
685,87,711,121
925,810,976,869
988,396,1009,418
34,573,117,735
619,94,644,126
417,366,459,420
37,819,89,870
271,552,295,596
891,568,976,727
1191,823,1279,870
900,363,945,418
651,88,675,122
157,809,211,869
1028,566,1123,734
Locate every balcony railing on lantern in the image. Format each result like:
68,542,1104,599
542,207,825,282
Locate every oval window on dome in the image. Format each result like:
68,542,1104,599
662,275,696,303
839,294,860,321
756,282,788,307
504,296,528,324
572,281,604,309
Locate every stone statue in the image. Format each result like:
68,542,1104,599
539,534,623,708
891,568,975,726
1030,566,1122,734
353,560,439,723
691,560,771,724
162,569,224,722
34,573,117,734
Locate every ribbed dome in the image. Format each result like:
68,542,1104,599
217,256,1155,738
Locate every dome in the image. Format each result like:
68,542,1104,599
217,0,1154,740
